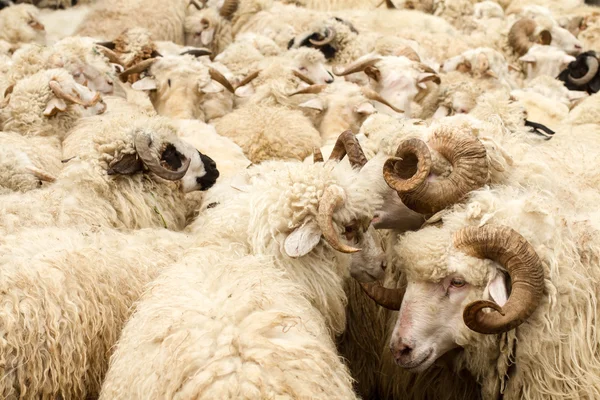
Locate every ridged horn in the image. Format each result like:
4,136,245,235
313,147,324,162
317,185,360,253
328,130,368,169
235,70,260,89
293,69,316,85
361,86,404,113
383,138,432,193
49,80,100,107
385,127,488,215
219,0,238,19
454,225,545,334
289,84,327,96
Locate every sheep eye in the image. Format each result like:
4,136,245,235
167,79,171,87
299,67,308,72
450,278,466,288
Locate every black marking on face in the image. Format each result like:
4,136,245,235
196,151,219,191
161,143,184,170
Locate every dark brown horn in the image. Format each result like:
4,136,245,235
180,48,213,58
386,127,488,215
332,57,380,77
309,27,336,46
328,130,368,169
119,58,157,83
359,282,403,310
454,225,545,334
317,185,360,253
209,67,235,93
134,134,191,181
385,0,396,8
293,69,316,85
219,0,238,19
95,41,116,50
568,55,599,85
289,84,327,96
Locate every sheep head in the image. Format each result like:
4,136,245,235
383,224,544,372
283,130,386,283
107,129,219,193
508,17,582,57
518,45,576,81
557,51,600,93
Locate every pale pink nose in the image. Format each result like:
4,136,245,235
390,338,414,364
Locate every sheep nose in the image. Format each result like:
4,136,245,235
326,72,334,83
574,44,583,51
381,260,387,271
390,339,414,364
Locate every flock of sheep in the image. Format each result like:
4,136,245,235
1,0,600,398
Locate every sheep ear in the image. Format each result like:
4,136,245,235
519,54,536,64
299,98,325,111
364,65,381,82
106,153,144,175
43,98,68,116
485,271,508,307
201,28,215,47
284,221,322,258
538,30,552,45
201,80,224,94
131,77,157,91
354,101,376,115
234,84,255,97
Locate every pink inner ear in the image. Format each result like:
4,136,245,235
487,272,508,307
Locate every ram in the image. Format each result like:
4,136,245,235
370,184,600,400
99,134,389,398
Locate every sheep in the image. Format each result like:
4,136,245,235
0,68,107,189
517,44,576,81
372,184,600,399
0,225,195,399
184,0,238,55
212,32,281,79
7,36,119,95
0,4,46,45
0,115,219,233
280,0,382,11
99,134,390,398
507,16,583,57
74,0,189,43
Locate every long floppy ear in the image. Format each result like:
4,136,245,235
299,98,325,111
107,153,144,175
485,270,509,307
43,98,68,116
131,76,157,91
284,220,322,258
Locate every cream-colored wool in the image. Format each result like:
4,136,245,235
0,226,192,399
0,4,46,45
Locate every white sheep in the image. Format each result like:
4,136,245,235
0,4,46,45
99,134,390,397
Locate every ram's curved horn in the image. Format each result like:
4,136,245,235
189,0,205,9
119,58,157,82
384,127,488,215
134,133,191,180
49,80,100,107
455,225,545,334
309,27,336,46
383,138,431,193
361,87,404,113
332,56,380,76
359,282,403,310
209,67,235,93
328,130,368,169
317,185,360,253
568,55,599,85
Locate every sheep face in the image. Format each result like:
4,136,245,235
387,222,544,374
184,9,222,54
130,56,223,120
0,4,45,44
519,45,576,82
181,149,220,192
287,48,334,85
